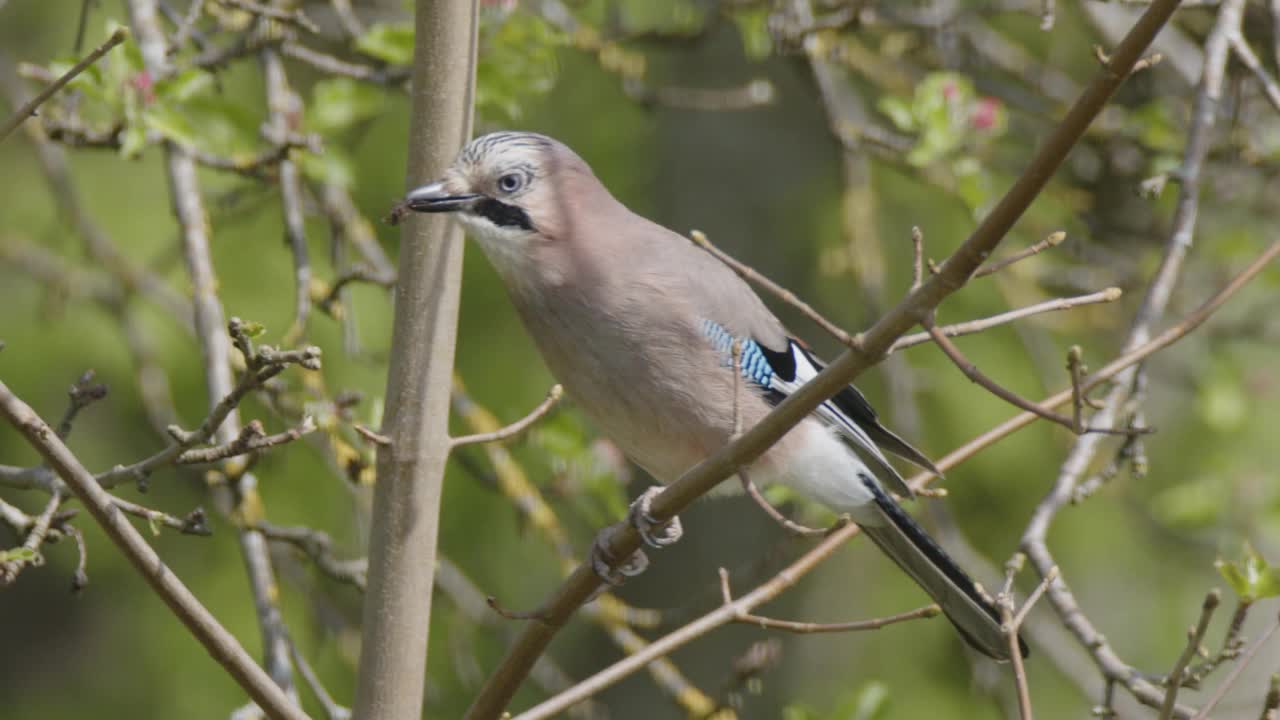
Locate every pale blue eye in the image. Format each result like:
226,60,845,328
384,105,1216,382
498,173,522,193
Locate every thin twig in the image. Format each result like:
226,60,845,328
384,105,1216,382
260,45,312,347
883,289,1122,353
217,0,319,33
1230,34,1280,114
924,318,1142,435
738,471,831,537
719,568,939,633
167,0,207,55
1186,600,1251,687
281,42,409,85
0,27,128,143
450,385,564,449
1021,2,1245,717
1004,601,1034,720
1066,346,1086,434
175,417,316,464
1261,675,1280,720
1160,590,1222,719
1012,566,1059,631
910,226,925,291
111,496,211,536
919,237,1280,490
0,381,305,720
1192,612,1280,719
256,522,367,589
690,229,855,348
55,369,109,440
287,638,351,720
974,231,1067,278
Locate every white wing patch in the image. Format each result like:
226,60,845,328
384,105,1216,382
700,319,913,497
770,344,912,497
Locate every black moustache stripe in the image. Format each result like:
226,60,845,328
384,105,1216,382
473,198,534,231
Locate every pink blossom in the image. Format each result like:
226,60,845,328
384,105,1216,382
971,96,1001,130
130,71,156,105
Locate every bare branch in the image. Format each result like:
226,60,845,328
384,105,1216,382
738,471,833,537
1159,590,1222,719
256,522,367,589
1191,611,1280,719
0,27,128,143
450,385,563,449
923,318,1142,435
0,381,305,720
719,568,939,633
281,43,408,86
973,231,1067,278
689,229,855,348
889,288,1123,352
288,638,351,720
1020,2,1246,717
111,496,211,536
216,0,319,34
175,417,316,465
55,370,109,440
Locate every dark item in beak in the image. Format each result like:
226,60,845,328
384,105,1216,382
385,181,481,225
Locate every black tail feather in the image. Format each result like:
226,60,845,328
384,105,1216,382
861,476,1029,660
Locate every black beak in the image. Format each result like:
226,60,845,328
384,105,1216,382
404,181,481,213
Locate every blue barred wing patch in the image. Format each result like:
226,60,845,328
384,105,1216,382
699,318,914,496
701,319,774,388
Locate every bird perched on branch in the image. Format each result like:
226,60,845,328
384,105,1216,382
397,131,1025,661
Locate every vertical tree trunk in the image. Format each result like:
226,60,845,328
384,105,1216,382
352,2,478,718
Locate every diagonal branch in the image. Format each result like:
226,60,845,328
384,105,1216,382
463,4,1184,716
0,28,128,143
0,381,306,720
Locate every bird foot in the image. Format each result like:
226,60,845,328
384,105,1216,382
590,523,649,590
630,485,683,548
586,487,683,601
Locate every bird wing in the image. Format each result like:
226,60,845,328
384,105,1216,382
640,222,938,495
700,319,938,498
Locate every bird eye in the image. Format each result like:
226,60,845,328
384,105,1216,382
497,173,523,193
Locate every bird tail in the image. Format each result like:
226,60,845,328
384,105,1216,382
858,478,1027,661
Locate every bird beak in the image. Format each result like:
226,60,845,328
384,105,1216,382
404,181,481,213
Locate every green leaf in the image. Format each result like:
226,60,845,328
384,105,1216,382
297,146,356,189
241,321,267,338
355,22,415,65
118,122,148,159
143,103,200,147
476,12,564,123
142,95,260,157
156,68,215,103
0,546,38,564
307,78,385,134
148,514,163,536
876,97,914,132
731,7,772,61
1217,544,1280,602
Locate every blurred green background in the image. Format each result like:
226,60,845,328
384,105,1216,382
3,1,1280,718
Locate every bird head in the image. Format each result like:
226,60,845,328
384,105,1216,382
402,133,607,270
